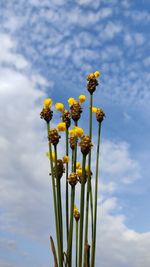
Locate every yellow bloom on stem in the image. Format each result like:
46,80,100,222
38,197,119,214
74,205,79,213
92,107,98,113
57,122,66,132
76,168,82,177
74,126,84,138
94,71,101,78
63,155,70,163
79,95,86,104
43,98,52,108
55,102,64,112
69,128,76,137
68,97,76,106
46,151,55,161
76,162,81,169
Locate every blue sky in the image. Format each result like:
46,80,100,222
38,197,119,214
0,0,150,266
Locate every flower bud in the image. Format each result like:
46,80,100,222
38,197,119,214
70,102,82,122
61,109,71,129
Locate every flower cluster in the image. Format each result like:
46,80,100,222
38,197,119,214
40,71,105,267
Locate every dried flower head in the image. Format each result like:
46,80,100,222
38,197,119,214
53,159,65,179
55,103,64,112
79,135,93,155
96,108,105,123
86,72,99,94
40,107,53,123
70,102,82,122
48,128,61,146
69,136,75,150
73,206,80,221
68,172,78,187
61,109,71,129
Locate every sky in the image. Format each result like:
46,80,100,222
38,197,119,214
0,0,150,266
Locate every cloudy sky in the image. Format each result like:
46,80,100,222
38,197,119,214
0,0,150,266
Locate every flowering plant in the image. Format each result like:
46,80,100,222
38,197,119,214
40,71,105,267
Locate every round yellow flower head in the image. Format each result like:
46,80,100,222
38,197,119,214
74,205,79,213
76,162,81,169
46,151,55,161
44,98,52,108
76,168,82,177
69,128,76,137
94,71,101,78
57,122,66,132
55,103,64,112
63,155,70,163
74,127,84,138
92,107,98,113
79,95,86,104
68,97,76,106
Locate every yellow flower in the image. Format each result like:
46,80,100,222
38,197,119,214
57,122,66,132
94,71,101,78
43,98,52,108
76,168,82,177
74,205,79,213
76,162,81,169
55,102,64,112
63,155,70,163
69,128,76,137
92,107,98,113
74,127,84,137
79,95,86,104
46,151,55,161
68,97,76,106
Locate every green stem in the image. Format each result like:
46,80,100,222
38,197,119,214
54,145,63,267
47,123,61,266
76,221,79,267
91,122,101,267
84,94,93,255
74,121,78,172
67,186,75,266
66,128,69,241
78,154,86,267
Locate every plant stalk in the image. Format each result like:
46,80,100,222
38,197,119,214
66,128,69,240
78,154,86,267
91,122,101,267
76,221,79,267
67,186,75,266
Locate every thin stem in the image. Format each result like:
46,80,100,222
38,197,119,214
78,154,86,267
47,123,61,266
54,145,63,267
74,121,78,172
66,128,69,241
67,186,75,266
76,221,79,267
91,122,101,267
84,94,93,254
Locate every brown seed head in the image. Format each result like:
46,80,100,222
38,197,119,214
70,102,82,122
48,128,61,146
40,107,53,123
68,172,78,187
96,108,105,123
53,159,65,179
87,78,99,95
69,136,76,150
79,135,93,155
61,109,71,129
